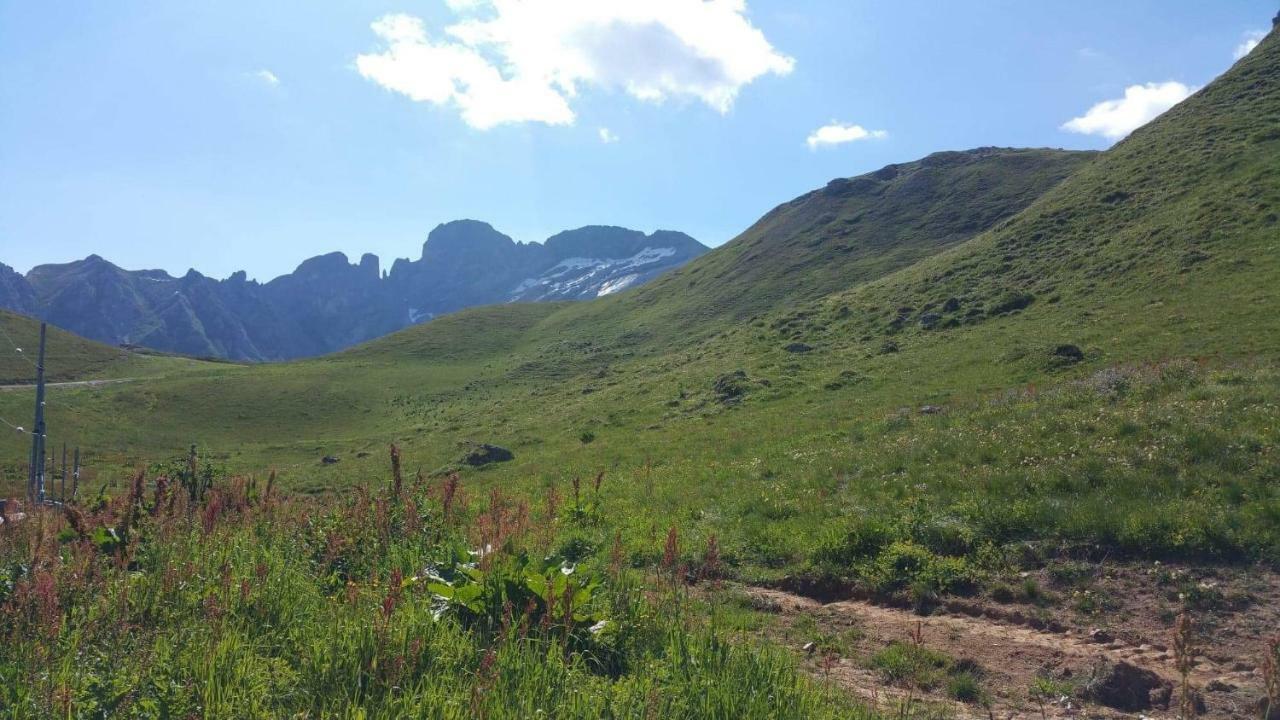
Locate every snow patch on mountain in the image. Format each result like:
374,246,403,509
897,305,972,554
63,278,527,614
597,274,640,296
508,247,683,301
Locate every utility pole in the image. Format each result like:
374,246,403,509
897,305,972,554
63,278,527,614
27,322,47,506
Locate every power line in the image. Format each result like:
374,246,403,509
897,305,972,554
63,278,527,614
0,323,39,371
0,415,30,434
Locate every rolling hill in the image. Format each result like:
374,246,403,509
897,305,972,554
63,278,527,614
0,310,201,386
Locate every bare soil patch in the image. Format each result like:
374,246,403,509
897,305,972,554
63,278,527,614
736,561,1279,718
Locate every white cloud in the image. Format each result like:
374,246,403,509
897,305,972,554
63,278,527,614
598,127,619,143
1061,81,1194,141
254,69,280,87
1234,30,1266,60
355,1,794,130
805,122,887,150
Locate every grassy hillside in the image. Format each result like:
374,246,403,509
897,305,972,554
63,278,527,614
815,26,1280,363
614,147,1093,330
0,310,200,385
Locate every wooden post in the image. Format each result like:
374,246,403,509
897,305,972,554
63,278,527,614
27,323,47,505
71,447,80,501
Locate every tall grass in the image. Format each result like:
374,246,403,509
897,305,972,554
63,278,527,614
0,462,872,719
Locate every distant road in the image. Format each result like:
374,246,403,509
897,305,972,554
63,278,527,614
0,377,142,392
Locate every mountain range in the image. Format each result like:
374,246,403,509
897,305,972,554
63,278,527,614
0,222,707,361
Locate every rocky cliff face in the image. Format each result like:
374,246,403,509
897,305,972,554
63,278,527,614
0,222,706,360
0,263,38,316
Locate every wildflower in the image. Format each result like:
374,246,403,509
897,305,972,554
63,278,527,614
390,443,403,496
662,526,679,576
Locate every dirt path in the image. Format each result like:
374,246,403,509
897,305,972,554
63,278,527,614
740,580,1273,719
0,377,141,391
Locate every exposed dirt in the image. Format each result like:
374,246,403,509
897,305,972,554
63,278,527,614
736,561,1279,719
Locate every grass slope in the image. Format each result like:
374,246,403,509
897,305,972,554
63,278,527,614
0,310,200,385
618,147,1093,329
1,28,1277,586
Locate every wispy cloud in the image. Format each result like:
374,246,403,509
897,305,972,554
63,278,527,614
354,1,794,130
1061,81,1194,141
253,69,280,87
1234,29,1266,60
598,127,619,144
805,122,887,150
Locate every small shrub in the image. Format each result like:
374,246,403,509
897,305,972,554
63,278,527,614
990,582,1015,603
947,671,984,703
811,518,893,570
1021,577,1043,602
869,642,952,689
988,290,1035,316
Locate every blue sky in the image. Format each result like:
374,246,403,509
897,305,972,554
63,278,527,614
0,1,1273,281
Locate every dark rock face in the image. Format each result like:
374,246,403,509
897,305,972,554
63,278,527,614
0,263,37,315
1085,661,1172,712
459,443,514,467
0,221,707,361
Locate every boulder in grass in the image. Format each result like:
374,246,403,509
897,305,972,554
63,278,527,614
1085,660,1172,712
459,442,514,467
1052,344,1085,363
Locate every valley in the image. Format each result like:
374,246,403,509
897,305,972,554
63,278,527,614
0,14,1278,720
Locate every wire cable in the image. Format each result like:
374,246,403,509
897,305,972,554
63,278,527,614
0,323,39,371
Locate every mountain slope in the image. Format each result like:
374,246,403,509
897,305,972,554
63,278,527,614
513,147,1095,359
807,24,1280,364
623,147,1096,328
